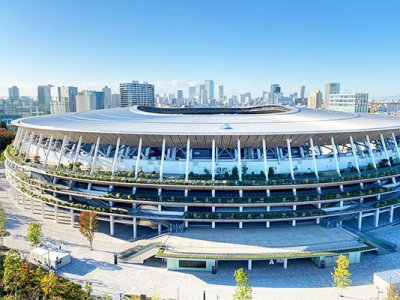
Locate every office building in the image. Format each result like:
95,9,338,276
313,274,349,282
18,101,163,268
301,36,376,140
119,81,155,107
218,85,224,100
324,83,340,109
188,87,196,100
8,86,20,100
329,93,369,113
103,86,112,109
297,86,305,99
50,86,70,115
177,90,183,101
68,86,78,112
37,85,53,114
111,94,120,108
308,90,323,109
269,84,282,105
204,80,214,101
75,90,96,112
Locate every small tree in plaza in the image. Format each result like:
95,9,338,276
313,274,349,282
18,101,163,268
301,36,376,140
79,211,97,250
387,284,400,300
27,222,43,247
233,268,252,300
332,255,352,297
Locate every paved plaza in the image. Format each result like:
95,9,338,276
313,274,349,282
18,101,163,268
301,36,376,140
0,178,398,299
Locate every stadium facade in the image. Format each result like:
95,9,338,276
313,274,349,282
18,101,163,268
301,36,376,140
5,105,400,271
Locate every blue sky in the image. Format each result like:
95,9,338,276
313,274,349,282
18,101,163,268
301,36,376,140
0,0,399,98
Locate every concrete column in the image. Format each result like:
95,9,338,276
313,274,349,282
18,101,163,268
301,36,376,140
374,209,380,228
34,133,43,157
349,136,360,173
25,132,34,159
41,202,45,218
380,134,391,166
248,260,252,270
90,136,101,175
316,218,320,224
106,144,112,157
212,222,215,229
73,136,83,165
54,206,59,223
390,205,394,223
358,211,363,231
286,139,295,180
340,201,344,208
30,198,34,214
392,133,400,160
110,215,115,236
266,221,270,228
293,205,297,211
292,220,296,227
266,206,270,212
185,139,190,181
283,259,288,269
13,128,22,149
57,135,68,167
262,138,268,181
239,222,243,229
211,138,216,181
44,134,54,165
70,209,74,227
366,135,377,169
133,218,137,239
237,139,242,181
310,138,319,179
331,137,341,176
111,137,121,176
134,138,143,178
159,138,166,180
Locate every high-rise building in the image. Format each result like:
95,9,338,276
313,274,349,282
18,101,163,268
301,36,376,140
196,84,206,103
76,90,96,112
68,86,78,112
111,94,120,108
297,86,305,99
119,81,155,107
50,86,70,114
218,85,224,100
329,93,369,113
94,91,105,110
188,87,196,100
8,86,20,100
37,85,52,114
269,84,282,105
177,90,183,101
103,86,112,109
204,80,214,100
324,83,340,109
308,90,323,109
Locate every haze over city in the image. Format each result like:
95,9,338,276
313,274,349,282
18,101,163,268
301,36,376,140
1,0,400,98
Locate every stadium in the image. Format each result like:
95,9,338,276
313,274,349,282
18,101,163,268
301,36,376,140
5,105,400,271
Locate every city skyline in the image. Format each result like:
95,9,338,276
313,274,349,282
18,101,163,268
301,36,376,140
1,0,399,98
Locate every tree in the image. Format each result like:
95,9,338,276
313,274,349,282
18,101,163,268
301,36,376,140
331,255,352,297
232,166,239,178
27,222,43,247
41,272,60,299
387,284,400,300
3,249,23,296
233,268,252,300
0,202,6,246
79,211,97,250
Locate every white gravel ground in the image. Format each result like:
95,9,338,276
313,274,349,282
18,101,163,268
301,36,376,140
0,179,394,300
